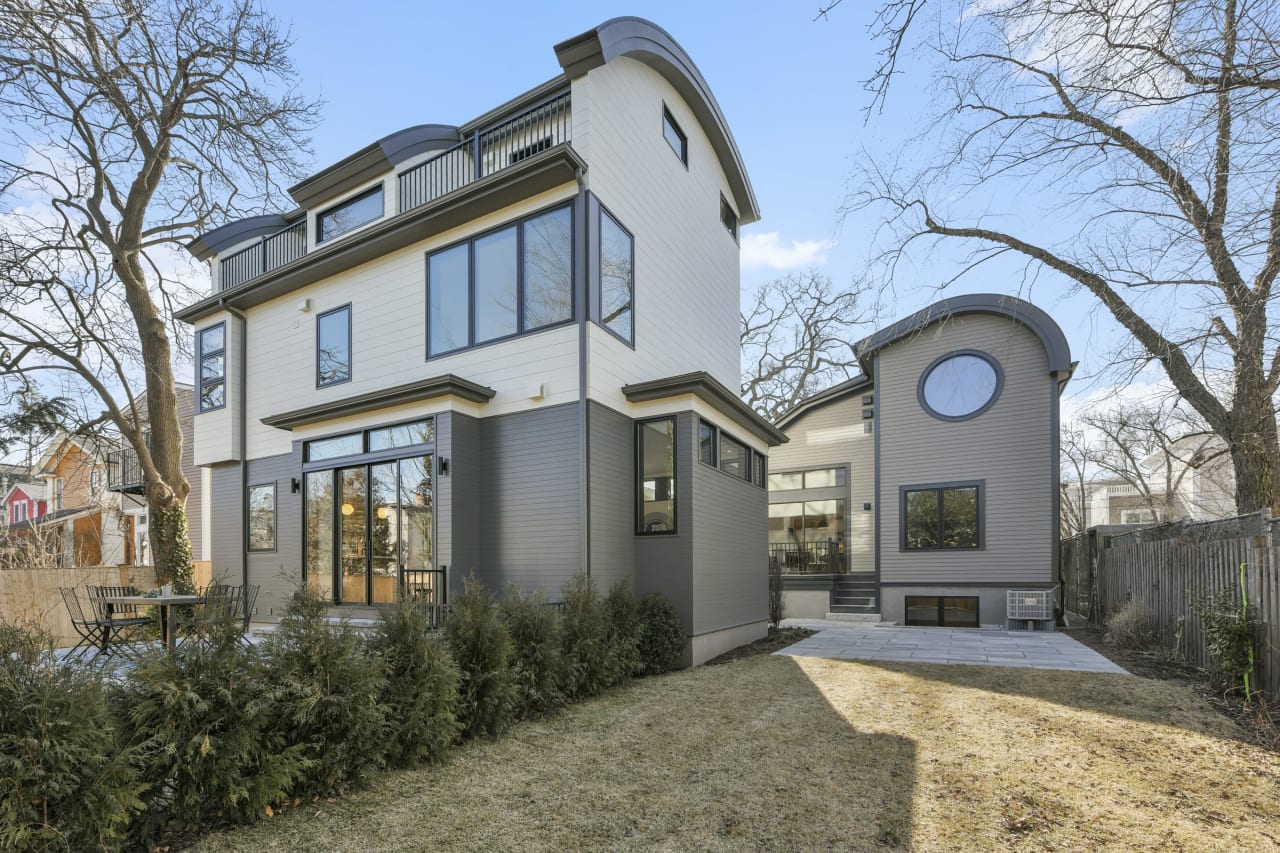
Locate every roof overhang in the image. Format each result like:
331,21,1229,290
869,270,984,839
622,371,788,446
554,17,760,225
261,374,496,431
175,144,585,324
855,293,1074,388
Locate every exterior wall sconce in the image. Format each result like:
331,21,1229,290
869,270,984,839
864,503,872,511
291,477,300,493
438,457,449,476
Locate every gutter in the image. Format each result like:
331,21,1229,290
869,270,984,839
218,297,250,593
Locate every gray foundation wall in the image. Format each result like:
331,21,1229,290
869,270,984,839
879,585,1052,627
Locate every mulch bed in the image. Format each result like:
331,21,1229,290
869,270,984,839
704,626,816,665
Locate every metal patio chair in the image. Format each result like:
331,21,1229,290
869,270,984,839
59,587,109,660
88,585,155,652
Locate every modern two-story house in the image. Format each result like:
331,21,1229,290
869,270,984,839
175,17,782,664
770,294,1073,628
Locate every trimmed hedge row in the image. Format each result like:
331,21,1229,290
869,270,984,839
0,576,684,851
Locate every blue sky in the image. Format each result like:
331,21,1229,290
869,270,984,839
262,0,1129,401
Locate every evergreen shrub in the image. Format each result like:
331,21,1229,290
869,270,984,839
604,579,643,683
560,573,611,699
499,587,566,718
443,578,516,737
637,593,686,675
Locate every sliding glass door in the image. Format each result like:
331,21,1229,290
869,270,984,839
306,454,434,605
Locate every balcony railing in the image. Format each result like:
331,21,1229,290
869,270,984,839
398,90,571,213
768,541,843,575
219,219,306,291
106,446,145,494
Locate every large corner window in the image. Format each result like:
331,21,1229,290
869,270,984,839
637,417,676,535
698,419,764,488
599,208,634,343
662,105,687,165
698,420,716,466
427,204,573,358
901,482,982,550
317,185,384,244
719,433,749,482
197,323,226,412
248,483,276,551
317,304,352,387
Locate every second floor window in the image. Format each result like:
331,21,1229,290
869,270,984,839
317,185,384,244
13,501,27,523
599,208,634,343
317,305,352,387
427,204,573,358
197,322,226,412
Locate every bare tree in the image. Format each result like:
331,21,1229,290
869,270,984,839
741,271,876,422
0,0,318,587
843,0,1280,515
1059,422,1092,538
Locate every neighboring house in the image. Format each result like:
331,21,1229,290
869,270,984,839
174,18,779,664
2,481,46,528
0,462,39,526
105,384,210,564
771,294,1074,628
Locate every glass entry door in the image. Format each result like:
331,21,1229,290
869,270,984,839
312,454,434,605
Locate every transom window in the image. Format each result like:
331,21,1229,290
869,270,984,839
317,305,352,387
599,208,634,343
902,482,982,550
305,419,434,463
662,106,687,164
697,420,765,488
427,204,573,358
317,185,384,244
919,350,1002,421
197,323,226,412
768,468,846,491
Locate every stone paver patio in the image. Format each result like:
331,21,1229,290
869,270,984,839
776,620,1129,674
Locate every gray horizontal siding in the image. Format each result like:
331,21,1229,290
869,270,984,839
438,411,480,600
245,448,303,618
476,402,582,597
877,313,1056,585
588,401,634,590
208,463,242,586
691,449,767,634
634,411,694,635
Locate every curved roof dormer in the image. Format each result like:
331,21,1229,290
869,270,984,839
554,16,760,225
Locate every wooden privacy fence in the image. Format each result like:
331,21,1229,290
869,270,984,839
1061,513,1280,700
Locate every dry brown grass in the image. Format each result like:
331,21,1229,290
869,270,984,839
189,655,1280,852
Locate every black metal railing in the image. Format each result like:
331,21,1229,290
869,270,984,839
398,90,571,213
218,219,307,291
106,446,145,493
768,541,843,574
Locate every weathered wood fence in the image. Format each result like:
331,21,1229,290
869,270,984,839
1061,513,1280,699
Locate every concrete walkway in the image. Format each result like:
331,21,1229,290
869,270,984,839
776,619,1129,674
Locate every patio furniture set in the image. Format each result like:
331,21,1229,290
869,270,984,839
59,582,259,660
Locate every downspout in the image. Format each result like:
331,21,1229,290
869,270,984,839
575,165,590,577
218,298,250,592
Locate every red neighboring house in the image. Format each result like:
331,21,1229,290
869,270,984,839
3,483,47,527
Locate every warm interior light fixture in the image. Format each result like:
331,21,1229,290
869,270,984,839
340,502,354,516
376,506,389,519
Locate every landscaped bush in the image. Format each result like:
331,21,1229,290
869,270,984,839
371,598,461,767
266,586,387,795
0,621,144,853
119,620,307,844
604,579,643,683
768,557,784,628
637,593,686,674
1105,598,1157,650
560,573,612,699
443,577,516,737
499,586,566,718
1196,588,1261,695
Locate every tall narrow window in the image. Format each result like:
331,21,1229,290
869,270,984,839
474,226,518,343
197,323,226,412
317,305,351,387
317,185,383,243
662,106,687,164
600,209,634,342
248,483,276,551
428,243,469,357
698,420,716,466
720,196,738,240
637,417,676,535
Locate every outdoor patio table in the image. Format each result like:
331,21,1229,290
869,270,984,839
96,593,204,652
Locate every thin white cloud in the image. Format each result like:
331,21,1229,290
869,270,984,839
740,231,835,271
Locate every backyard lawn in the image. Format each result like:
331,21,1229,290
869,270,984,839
192,653,1280,851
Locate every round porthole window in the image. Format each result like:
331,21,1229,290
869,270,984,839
918,350,1003,421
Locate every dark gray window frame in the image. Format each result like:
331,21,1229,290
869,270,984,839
247,482,276,552
425,201,575,360
697,418,717,467
635,415,677,536
597,203,635,346
719,194,738,241
753,451,766,490
302,416,436,470
196,322,226,413
718,431,750,483
696,419,762,487
768,464,849,493
904,595,980,628
899,479,985,551
316,183,385,244
917,349,1004,422
316,303,353,388
661,103,688,166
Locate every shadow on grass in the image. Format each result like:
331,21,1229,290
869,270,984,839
193,656,916,852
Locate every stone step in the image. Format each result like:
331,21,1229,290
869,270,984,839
823,611,884,623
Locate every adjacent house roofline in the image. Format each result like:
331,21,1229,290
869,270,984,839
774,373,873,429
855,293,1074,382
554,16,760,225
261,374,496,431
622,371,788,446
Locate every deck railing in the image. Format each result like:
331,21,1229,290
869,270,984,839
768,541,843,574
106,445,146,493
398,90,571,213
218,219,307,291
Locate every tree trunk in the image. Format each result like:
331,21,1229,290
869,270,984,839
1227,400,1280,517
